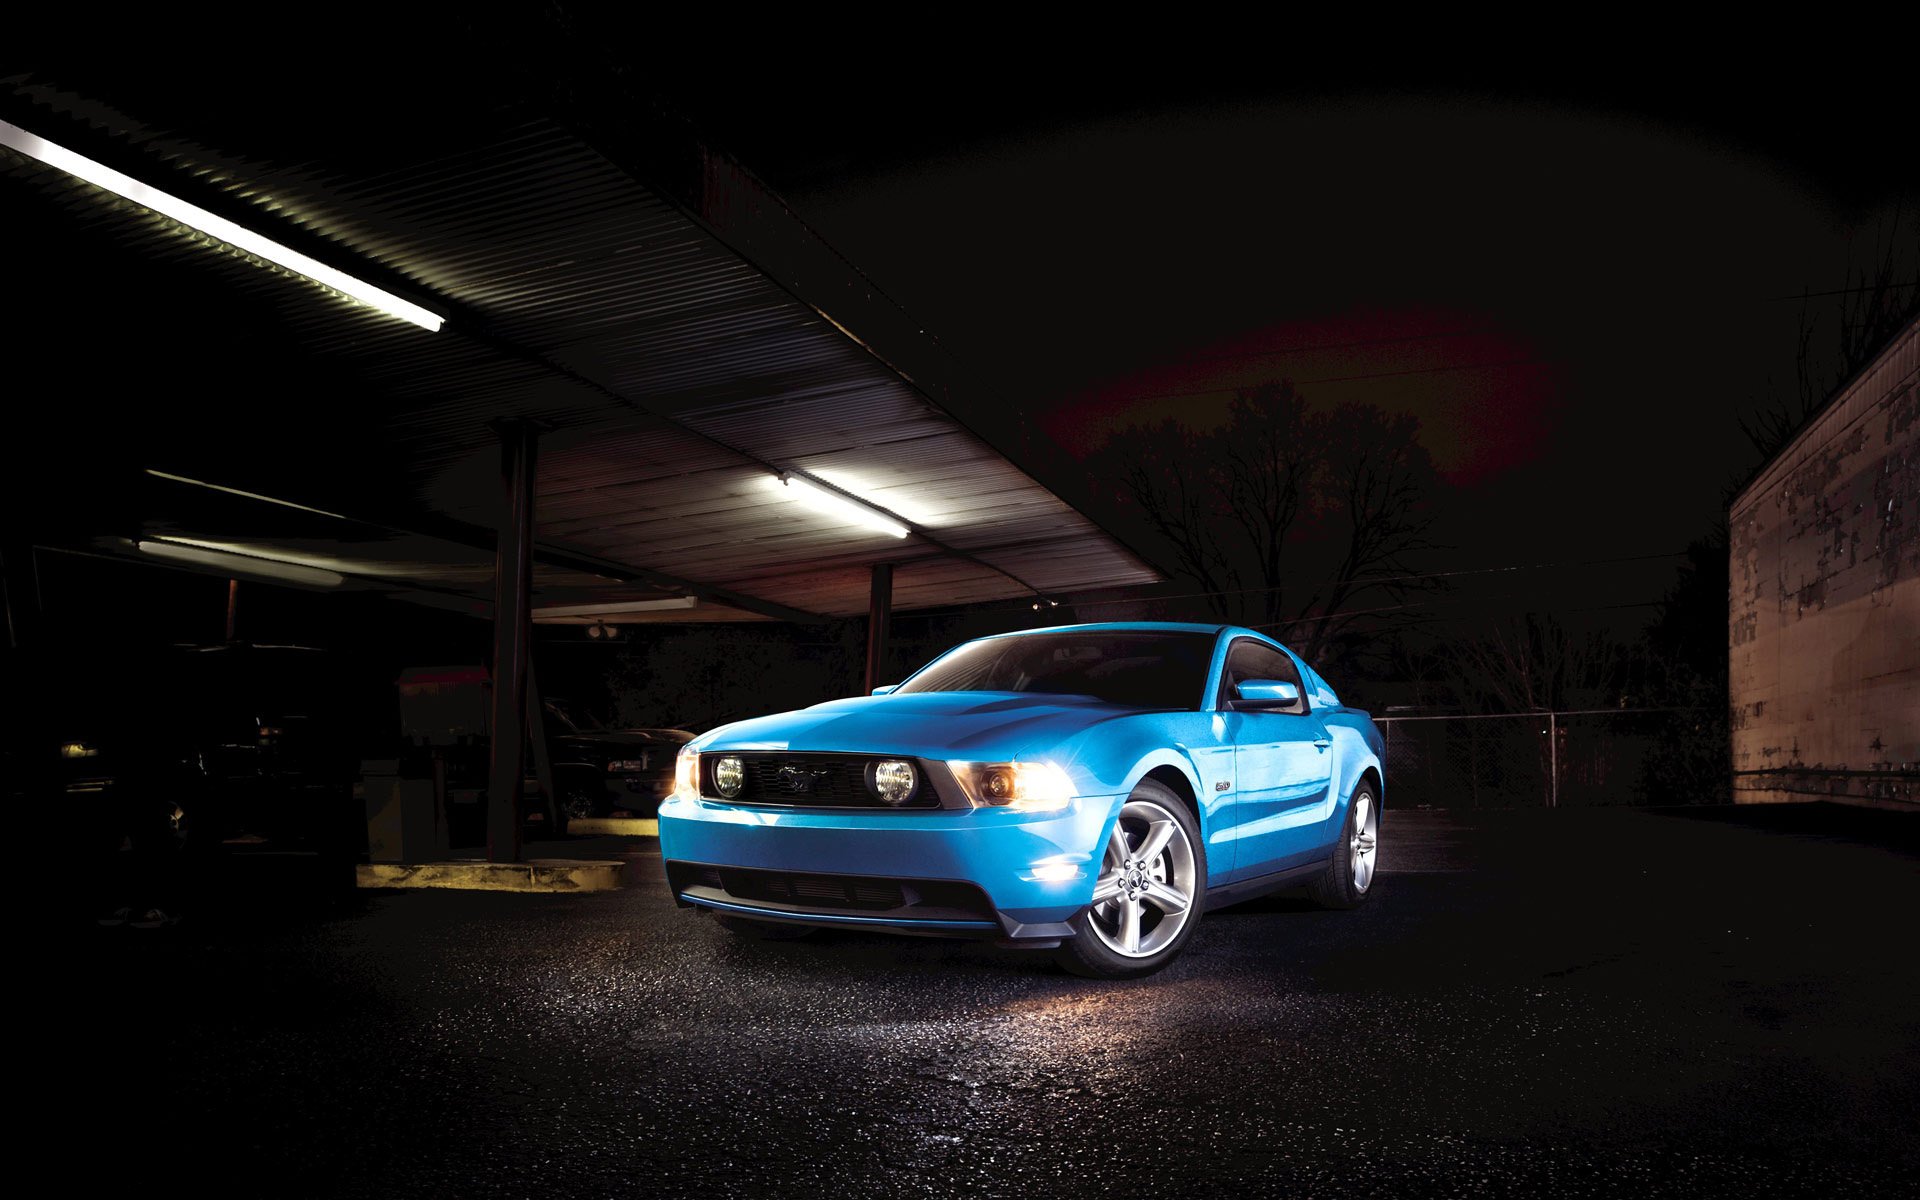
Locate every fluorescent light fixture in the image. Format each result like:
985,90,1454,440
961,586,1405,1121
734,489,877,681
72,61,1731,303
0,118,443,332
533,597,698,622
136,538,345,587
773,472,909,538
145,469,348,519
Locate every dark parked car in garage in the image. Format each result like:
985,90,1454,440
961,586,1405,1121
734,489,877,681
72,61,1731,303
544,700,692,822
59,643,361,845
59,642,365,915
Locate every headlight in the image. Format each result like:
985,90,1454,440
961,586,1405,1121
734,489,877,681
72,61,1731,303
672,750,699,799
59,742,98,759
868,759,918,806
948,761,1075,812
713,755,745,799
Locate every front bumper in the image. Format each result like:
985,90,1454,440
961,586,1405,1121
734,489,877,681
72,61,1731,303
602,772,675,816
657,792,1120,941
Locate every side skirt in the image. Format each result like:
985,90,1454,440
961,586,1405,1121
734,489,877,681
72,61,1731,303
1203,859,1331,912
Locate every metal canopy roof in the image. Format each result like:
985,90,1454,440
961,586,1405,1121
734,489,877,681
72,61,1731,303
1,61,1159,624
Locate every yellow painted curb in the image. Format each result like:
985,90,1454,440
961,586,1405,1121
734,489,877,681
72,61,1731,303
566,817,659,837
356,858,626,893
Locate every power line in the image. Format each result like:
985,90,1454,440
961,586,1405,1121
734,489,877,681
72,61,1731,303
1163,326,1506,368
885,550,1690,625
1766,281,1920,301
1101,358,1551,407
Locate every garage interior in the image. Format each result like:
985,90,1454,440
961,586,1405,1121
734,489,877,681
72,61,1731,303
0,60,1160,864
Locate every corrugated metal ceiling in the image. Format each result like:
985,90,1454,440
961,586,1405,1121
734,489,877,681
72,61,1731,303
2,79,1159,622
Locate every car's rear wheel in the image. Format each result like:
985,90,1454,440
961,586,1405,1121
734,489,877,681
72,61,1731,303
1055,780,1204,979
1307,781,1379,909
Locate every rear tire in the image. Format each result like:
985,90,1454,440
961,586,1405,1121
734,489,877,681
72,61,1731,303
1055,780,1205,979
1308,781,1379,910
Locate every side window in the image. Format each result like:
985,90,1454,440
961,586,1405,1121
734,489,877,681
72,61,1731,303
1218,639,1307,714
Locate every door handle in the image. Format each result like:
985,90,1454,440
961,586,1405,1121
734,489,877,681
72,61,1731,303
1312,736,1331,751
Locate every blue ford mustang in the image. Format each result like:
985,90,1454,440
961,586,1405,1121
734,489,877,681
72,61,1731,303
658,622,1384,977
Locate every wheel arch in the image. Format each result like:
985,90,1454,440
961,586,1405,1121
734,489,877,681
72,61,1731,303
1356,763,1383,807
1140,764,1201,822
1112,749,1209,840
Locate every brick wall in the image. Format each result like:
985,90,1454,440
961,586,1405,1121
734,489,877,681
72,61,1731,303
1729,319,1918,806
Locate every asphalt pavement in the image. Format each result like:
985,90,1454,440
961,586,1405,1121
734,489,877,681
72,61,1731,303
61,804,1920,1198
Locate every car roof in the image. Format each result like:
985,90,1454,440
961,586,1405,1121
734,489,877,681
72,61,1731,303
986,621,1229,637
975,622,1308,662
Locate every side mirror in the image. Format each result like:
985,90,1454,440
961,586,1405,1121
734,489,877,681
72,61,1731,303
870,683,899,696
1232,678,1300,711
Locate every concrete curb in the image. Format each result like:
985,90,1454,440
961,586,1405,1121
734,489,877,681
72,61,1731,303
566,817,659,837
356,858,626,893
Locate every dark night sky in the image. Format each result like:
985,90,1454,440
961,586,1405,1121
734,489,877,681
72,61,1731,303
615,50,1919,622
11,23,1919,637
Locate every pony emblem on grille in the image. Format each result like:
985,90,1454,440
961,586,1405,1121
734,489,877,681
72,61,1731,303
775,765,835,794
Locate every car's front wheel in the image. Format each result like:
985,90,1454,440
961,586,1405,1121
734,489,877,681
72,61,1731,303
561,784,602,824
1056,780,1205,979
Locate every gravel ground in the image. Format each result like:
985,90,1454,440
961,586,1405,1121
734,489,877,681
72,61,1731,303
61,804,1920,1198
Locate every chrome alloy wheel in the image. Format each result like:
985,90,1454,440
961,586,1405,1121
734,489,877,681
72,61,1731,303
1350,792,1378,892
1089,798,1197,958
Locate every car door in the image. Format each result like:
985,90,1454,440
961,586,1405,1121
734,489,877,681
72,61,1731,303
1219,638,1334,880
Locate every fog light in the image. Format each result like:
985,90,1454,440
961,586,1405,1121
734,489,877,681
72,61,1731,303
870,759,917,805
1029,862,1081,882
714,756,745,798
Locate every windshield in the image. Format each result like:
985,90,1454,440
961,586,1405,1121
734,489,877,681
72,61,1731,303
895,630,1216,709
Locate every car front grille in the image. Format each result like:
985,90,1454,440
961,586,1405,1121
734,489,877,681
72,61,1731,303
700,752,938,808
668,862,995,922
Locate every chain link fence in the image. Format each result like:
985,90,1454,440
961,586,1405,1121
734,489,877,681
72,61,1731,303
1378,709,1722,808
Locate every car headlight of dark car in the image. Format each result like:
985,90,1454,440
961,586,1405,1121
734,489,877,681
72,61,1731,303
947,761,1075,812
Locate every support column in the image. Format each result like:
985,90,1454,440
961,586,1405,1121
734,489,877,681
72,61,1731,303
864,562,894,694
2,540,51,810
1,539,42,655
488,421,539,863
1548,711,1559,809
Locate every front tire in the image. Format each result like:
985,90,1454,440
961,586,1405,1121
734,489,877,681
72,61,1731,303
1055,781,1205,979
1308,781,1379,909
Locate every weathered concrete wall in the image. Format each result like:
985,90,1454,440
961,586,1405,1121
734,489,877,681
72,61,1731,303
1730,320,1918,806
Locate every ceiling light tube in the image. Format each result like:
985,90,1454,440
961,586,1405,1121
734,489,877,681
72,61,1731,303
774,472,909,538
0,118,444,332
533,597,699,620
136,538,345,587
145,469,349,519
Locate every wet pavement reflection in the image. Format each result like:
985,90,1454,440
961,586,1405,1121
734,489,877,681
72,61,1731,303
64,806,1920,1197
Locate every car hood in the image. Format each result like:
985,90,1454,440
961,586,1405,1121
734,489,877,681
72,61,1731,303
692,691,1144,760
